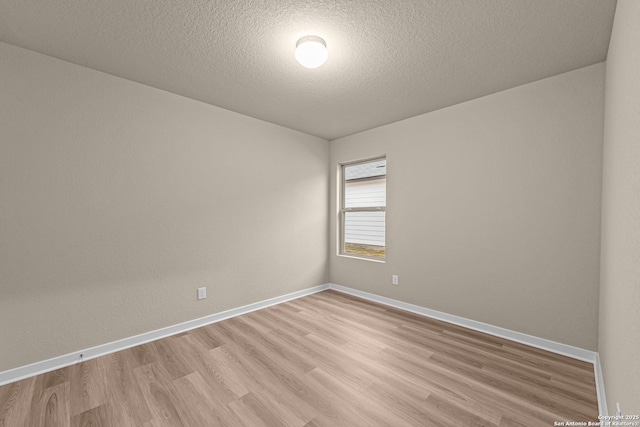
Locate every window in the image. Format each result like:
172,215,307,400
340,157,386,260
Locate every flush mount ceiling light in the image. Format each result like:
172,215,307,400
295,36,328,69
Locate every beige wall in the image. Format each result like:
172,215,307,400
0,42,329,372
330,63,605,351
599,0,640,414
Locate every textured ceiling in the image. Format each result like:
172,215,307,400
0,0,616,140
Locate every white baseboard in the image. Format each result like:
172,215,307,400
594,353,608,417
326,283,608,416
0,284,329,387
0,281,608,417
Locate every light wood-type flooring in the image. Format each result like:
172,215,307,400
0,289,598,426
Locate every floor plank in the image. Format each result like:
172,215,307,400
0,290,599,426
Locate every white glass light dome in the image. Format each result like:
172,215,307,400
295,36,328,69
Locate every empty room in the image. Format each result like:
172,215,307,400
1,0,638,426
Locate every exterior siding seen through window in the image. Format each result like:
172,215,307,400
341,158,386,259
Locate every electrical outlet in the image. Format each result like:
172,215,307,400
197,287,207,300
392,275,399,286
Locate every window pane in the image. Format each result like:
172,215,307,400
344,159,386,209
344,159,386,180
344,177,386,208
344,211,385,258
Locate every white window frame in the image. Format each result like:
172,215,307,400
339,156,386,261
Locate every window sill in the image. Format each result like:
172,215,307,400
337,254,386,263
